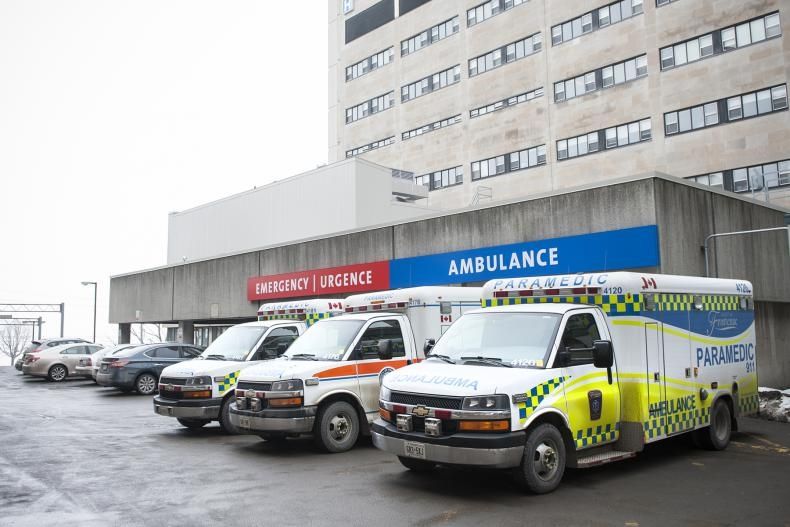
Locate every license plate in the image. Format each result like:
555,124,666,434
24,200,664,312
239,417,251,429
404,441,426,459
101,365,108,372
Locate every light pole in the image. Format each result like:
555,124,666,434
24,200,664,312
81,281,97,343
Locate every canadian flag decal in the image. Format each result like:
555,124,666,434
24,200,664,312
441,315,452,323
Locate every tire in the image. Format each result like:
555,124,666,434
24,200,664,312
47,364,68,382
313,400,360,453
135,373,158,395
398,456,436,472
513,423,566,494
178,418,210,430
218,397,238,434
693,399,732,451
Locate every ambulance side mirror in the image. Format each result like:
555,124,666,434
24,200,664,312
423,339,436,354
592,340,614,369
378,340,393,361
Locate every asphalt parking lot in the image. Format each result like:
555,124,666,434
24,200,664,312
1,367,789,527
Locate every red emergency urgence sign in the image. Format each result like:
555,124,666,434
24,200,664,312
247,261,390,301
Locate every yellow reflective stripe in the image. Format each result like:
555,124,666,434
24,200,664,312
610,319,751,346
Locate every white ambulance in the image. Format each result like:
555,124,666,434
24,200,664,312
153,299,344,432
229,286,482,452
372,272,758,493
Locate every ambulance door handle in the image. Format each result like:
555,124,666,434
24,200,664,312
653,372,660,382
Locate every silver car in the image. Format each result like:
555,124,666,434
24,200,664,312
75,344,137,380
23,343,103,382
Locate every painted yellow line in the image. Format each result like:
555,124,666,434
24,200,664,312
610,319,752,346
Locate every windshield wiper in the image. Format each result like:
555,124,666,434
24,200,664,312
426,354,455,364
204,354,226,361
290,354,318,361
460,356,512,368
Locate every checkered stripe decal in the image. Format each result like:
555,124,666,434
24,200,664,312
740,393,759,415
643,407,710,439
701,295,740,311
484,295,642,315
260,314,300,321
305,312,331,326
657,293,691,312
517,376,565,421
575,422,619,449
218,370,240,393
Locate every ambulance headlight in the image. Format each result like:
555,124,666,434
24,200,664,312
186,376,211,386
379,386,392,402
271,379,303,391
462,395,509,410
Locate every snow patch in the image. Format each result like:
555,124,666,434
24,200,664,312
758,387,790,423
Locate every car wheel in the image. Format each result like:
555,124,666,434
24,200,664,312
693,399,732,451
397,456,436,472
135,373,158,395
218,397,238,434
47,364,68,382
513,423,566,494
177,418,210,430
314,400,360,453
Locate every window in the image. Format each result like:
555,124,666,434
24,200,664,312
346,47,393,82
469,33,541,77
662,12,781,71
346,136,395,158
419,166,463,191
151,346,181,359
557,118,650,161
402,114,461,140
471,145,546,180
559,313,601,365
469,87,544,119
356,320,405,359
467,0,528,27
402,65,460,102
256,327,299,359
552,0,643,46
345,92,394,124
402,16,459,56
689,159,790,194
656,0,680,6
554,54,647,102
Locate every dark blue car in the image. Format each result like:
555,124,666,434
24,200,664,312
96,343,203,395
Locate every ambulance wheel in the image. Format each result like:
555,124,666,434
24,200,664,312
514,423,566,494
47,364,68,382
397,456,436,473
694,399,732,450
218,398,238,435
314,401,359,453
178,418,209,430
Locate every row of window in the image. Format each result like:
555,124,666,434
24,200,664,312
555,55,647,103
467,0,527,27
471,145,547,181
470,87,544,118
345,47,393,82
664,85,788,136
402,114,461,141
552,0,644,46
656,0,679,5
415,166,464,190
345,136,394,158
401,16,459,57
401,65,461,103
690,160,790,193
557,118,651,160
468,33,542,77
660,12,781,71
345,92,394,124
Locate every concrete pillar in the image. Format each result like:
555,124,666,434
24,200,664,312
178,321,195,344
118,323,131,344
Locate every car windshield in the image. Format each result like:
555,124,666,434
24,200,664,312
198,325,269,361
429,312,561,368
283,319,364,361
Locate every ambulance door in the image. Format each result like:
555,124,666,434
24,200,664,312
352,319,408,414
559,310,621,449
644,322,667,438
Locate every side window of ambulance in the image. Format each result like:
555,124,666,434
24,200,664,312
256,327,299,359
560,313,601,365
356,320,405,360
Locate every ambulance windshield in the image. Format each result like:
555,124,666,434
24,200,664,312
283,319,365,361
430,312,560,368
198,325,269,362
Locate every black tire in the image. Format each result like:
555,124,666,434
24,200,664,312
135,373,158,395
693,399,732,451
313,400,360,453
398,456,436,472
218,397,238,434
47,364,68,382
178,418,210,430
513,423,566,494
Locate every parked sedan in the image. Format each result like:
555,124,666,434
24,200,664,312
23,343,104,381
19,337,90,373
74,344,137,380
96,343,203,395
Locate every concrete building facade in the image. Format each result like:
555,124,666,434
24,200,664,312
328,0,790,209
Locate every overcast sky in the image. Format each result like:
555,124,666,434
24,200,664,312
0,1,328,361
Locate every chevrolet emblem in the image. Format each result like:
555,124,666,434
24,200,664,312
411,405,430,417
245,390,255,398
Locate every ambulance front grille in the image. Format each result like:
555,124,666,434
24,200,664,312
159,377,188,386
236,381,273,392
390,392,463,410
